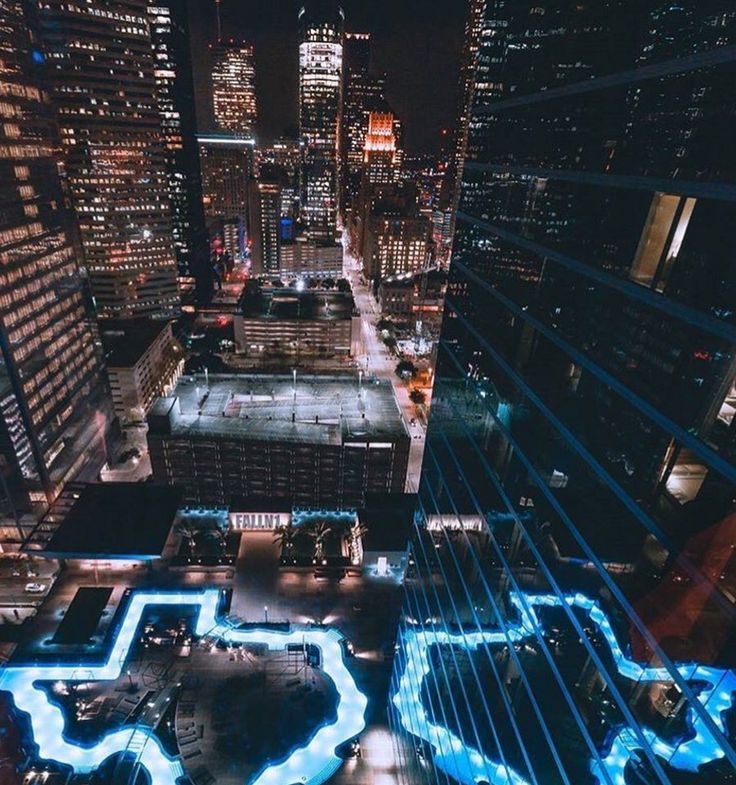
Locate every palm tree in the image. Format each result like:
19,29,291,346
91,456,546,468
348,521,368,565
174,520,198,555
200,527,227,555
308,520,332,563
273,524,296,561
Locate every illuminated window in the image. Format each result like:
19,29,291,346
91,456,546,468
630,192,696,289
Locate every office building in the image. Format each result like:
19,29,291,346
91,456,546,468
298,1,344,243
363,112,401,187
257,138,302,218
340,32,387,216
248,180,281,275
199,134,254,258
378,270,446,320
363,213,431,282
99,320,184,425
219,219,243,264
361,187,432,281
36,0,179,319
278,239,344,278
148,2,210,291
211,40,257,137
148,375,409,507
234,281,361,360
0,1,111,520
389,6,736,785
439,0,493,251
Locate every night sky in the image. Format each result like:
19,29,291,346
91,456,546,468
188,0,466,155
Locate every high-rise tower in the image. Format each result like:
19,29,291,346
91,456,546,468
298,1,344,244
211,40,257,137
0,1,112,522
148,1,210,296
390,3,736,785
363,112,401,187
36,0,180,319
340,32,386,218
439,0,488,263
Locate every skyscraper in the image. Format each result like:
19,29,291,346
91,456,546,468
198,134,254,260
439,0,493,257
148,2,210,295
0,1,111,521
340,32,386,217
36,0,180,319
390,4,736,785
211,40,257,137
363,111,401,187
298,0,344,244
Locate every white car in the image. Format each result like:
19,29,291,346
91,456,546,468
24,582,46,594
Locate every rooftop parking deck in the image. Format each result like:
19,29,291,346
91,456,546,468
149,374,409,446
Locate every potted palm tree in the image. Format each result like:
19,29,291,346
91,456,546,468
273,523,297,563
174,519,198,557
308,520,332,564
349,521,368,565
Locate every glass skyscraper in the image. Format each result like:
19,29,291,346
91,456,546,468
0,0,112,521
211,40,257,137
37,0,180,319
148,1,210,289
298,0,344,244
389,3,736,785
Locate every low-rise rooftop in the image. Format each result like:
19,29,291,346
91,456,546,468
240,284,357,321
23,483,183,559
99,319,171,368
148,374,408,446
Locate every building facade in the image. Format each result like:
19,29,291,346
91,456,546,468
363,112,401,187
234,283,361,360
257,138,302,218
361,187,432,282
147,2,210,291
379,270,446,320
100,320,184,424
37,0,180,318
248,180,281,276
390,4,736,785
211,40,257,137
298,1,344,244
0,1,112,521
340,32,387,217
199,135,254,221
438,0,492,254
148,375,409,508
278,240,344,278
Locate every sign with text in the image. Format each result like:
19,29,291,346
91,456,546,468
229,512,291,531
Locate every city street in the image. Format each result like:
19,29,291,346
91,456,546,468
342,238,427,491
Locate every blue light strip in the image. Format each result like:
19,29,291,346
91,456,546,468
434,337,736,764
392,591,735,785
0,590,367,785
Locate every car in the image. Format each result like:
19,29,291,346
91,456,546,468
24,582,46,594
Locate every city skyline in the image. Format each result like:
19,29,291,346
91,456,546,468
0,3,734,785
188,0,466,153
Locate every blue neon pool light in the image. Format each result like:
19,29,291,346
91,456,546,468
0,589,367,785
392,591,735,785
